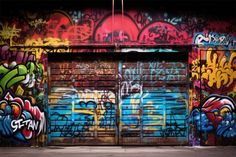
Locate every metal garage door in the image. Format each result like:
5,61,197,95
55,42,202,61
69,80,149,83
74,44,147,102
48,52,188,145
48,54,118,145
119,55,188,145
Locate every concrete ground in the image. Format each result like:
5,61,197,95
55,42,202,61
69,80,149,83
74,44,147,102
0,146,235,157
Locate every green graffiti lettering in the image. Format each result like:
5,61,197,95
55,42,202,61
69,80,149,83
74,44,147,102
18,64,28,75
26,62,35,75
0,68,18,91
0,65,10,75
0,62,44,96
7,76,26,89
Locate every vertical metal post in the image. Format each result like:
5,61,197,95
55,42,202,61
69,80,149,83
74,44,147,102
186,50,190,145
121,0,124,42
46,56,50,146
112,0,115,43
117,61,123,145
199,48,202,146
139,62,143,144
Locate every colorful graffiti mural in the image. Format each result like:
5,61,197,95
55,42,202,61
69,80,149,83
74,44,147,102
190,47,236,145
193,32,236,47
120,91,187,137
0,23,21,46
48,60,117,144
0,36,46,145
47,57,189,145
49,88,117,144
0,7,234,48
0,2,235,146
0,61,44,96
118,59,188,144
191,48,236,89
189,95,236,145
138,22,190,44
0,92,46,142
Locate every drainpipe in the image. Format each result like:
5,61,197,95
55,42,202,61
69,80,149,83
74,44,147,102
112,0,115,43
121,0,124,42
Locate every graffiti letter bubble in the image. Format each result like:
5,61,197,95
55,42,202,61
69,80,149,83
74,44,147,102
11,119,40,132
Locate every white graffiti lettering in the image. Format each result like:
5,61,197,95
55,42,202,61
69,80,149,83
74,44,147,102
121,81,143,96
194,32,236,47
11,119,40,133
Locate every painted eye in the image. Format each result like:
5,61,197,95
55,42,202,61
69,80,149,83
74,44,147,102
220,108,230,117
212,109,219,116
5,105,12,114
214,111,219,116
10,103,21,119
0,102,7,110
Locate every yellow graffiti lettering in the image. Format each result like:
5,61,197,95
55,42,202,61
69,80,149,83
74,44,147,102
191,59,200,79
192,48,236,89
130,93,140,112
29,19,47,28
24,37,70,59
0,23,21,46
72,101,98,131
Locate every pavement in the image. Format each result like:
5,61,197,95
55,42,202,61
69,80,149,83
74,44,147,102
0,146,235,157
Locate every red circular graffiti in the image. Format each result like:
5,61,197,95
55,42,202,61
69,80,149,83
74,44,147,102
46,12,73,38
201,94,236,128
138,22,190,44
94,14,139,42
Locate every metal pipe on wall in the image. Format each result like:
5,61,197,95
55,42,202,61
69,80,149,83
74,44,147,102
121,0,124,42
112,0,115,43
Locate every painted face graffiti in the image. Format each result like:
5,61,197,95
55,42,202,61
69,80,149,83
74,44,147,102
190,94,236,138
0,92,46,141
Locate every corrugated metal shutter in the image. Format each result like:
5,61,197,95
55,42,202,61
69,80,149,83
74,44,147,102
48,54,118,145
118,54,188,145
48,52,188,145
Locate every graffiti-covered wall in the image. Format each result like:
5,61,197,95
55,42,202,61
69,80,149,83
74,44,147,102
189,41,236,145
0,46,47,146
0,0,235,146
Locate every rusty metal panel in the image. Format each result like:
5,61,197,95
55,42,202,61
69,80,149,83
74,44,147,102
119,59,188,145
48,52,188,145
48,57,118,145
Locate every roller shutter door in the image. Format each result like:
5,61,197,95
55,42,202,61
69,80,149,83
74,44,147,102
48,54,118,145
119,57,188,145
48,52,188,145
